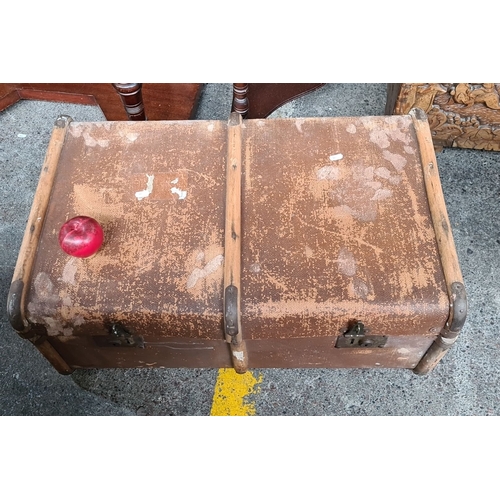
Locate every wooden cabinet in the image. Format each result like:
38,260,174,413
0,83,324,122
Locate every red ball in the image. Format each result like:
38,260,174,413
58,216,104,258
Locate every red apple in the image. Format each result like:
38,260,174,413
58,216,104,258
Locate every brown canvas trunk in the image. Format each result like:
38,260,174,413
7,111,467,375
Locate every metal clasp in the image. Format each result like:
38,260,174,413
107,323,144,348
224,285,239,338
335,320,388,348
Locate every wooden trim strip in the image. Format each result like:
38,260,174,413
410,108,468,374
8,115,72,333
224,112,243,341
411,108,464,292
223,112,248,373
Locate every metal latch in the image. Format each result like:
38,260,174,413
335,320,388,348
94,323,145,348
224,285,239,339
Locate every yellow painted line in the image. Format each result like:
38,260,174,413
210,368,263,416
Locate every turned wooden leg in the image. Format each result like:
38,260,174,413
112,83,146,120
232,83,249,118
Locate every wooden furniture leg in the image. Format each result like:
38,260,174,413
231,83,325,119
112,83,146,120
232,84,249,118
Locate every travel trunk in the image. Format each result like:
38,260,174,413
7,110,467,375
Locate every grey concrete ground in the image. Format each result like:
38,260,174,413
1,83,499,416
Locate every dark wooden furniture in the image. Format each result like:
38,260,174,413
0,83,203,121
386,83,500,151
0,83,324,121
0,83,325,122
233,83,324,118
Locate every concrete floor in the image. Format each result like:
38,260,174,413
1,83,499,416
